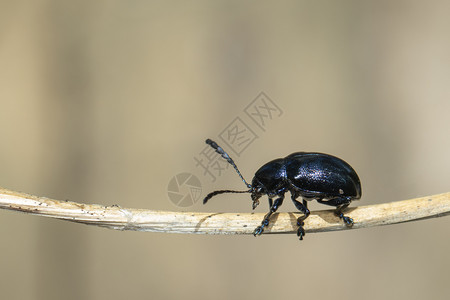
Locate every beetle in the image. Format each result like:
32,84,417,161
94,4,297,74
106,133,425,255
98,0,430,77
203,139,362,240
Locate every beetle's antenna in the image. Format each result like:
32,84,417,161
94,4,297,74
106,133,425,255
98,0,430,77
203,189,250,204
205,139,252,189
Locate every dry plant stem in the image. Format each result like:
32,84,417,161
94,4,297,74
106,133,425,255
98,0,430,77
0,187,449,235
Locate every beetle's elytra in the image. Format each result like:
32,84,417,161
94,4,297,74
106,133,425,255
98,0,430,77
203,139,362,240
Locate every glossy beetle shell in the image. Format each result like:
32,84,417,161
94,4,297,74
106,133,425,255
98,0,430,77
253,152,361,200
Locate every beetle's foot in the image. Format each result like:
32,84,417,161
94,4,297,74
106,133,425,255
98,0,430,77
253,219,269,236
252,200,260,210
253,226,264,236
297,221,305,240
343,216,354,226
297,227,305,240
337,213,354,227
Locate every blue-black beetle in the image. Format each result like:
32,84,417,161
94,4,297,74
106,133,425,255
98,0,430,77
203,139,362,240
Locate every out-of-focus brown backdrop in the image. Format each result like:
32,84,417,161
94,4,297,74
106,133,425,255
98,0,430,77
1,1,449,300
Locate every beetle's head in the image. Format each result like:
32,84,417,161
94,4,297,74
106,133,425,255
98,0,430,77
250,182,264,210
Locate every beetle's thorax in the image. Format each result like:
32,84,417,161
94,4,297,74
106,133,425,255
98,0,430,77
251,158,290,197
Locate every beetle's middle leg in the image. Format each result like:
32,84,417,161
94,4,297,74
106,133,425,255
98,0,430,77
291,193,310,240
253,195,284,236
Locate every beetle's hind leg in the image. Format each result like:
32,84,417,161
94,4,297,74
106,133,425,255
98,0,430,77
253,195,284,236
335,203,353,226
317,197,354,226
291,194,310,240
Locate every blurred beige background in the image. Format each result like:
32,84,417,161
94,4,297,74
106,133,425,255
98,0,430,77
1,1,450,299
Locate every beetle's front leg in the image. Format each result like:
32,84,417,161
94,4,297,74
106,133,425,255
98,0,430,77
253,195,284,236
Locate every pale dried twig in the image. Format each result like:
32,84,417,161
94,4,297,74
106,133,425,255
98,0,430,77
0,187,449,235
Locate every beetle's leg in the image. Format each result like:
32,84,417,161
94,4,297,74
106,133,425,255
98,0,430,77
253,195,284,236
335,203,353,226
317,197,354,226
268,197,273,208
291,194,310,240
